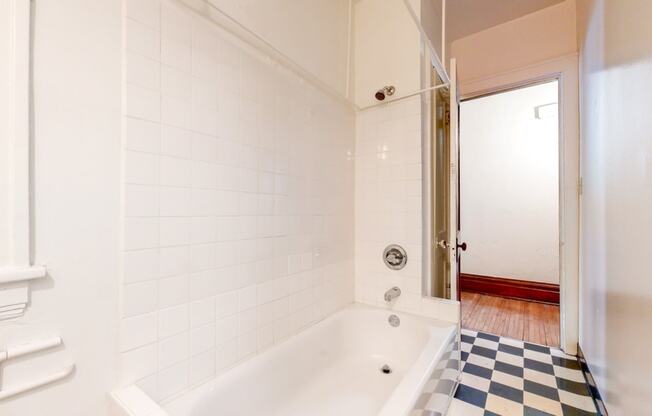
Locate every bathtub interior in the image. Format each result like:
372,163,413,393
155,304,459,416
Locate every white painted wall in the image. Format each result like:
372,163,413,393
352,0,421,108
576,1,652,414
451,0,577,83
0,1,121,416
119,0,355,402
0,1,10,266
419,0,443,61
206,0,351,97
460,82,559,284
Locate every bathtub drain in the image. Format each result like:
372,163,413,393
380,364,392,374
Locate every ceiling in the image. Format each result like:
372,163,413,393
445,0,566,41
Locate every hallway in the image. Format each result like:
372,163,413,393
461,292,560,347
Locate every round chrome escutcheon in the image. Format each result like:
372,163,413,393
383,244,407,270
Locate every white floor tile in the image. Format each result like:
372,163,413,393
491,370,524,390
461,372,491,392
448,399,485,416
553,365,586,383
524,348,553,364
524,368,558,388
558,389,597,412
485,393,524,415
524,391,563,416
496,351,524,367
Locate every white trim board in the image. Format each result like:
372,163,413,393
1,0,46,316
460,53,580,355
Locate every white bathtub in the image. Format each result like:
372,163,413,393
156,303,459,416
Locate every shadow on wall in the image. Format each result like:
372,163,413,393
577,1,652,415
601,291,652,412
577,0,652,70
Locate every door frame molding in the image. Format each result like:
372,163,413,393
458,53,580,354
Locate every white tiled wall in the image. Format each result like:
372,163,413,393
354,97,424,310
120,0,354,402
354,97,460,322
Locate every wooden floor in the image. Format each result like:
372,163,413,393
461,291,560,347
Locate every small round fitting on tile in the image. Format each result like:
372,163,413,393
383,244,407,270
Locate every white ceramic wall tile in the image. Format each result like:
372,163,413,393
158,304,189,338
189,349,216,385
157,360,188,399
123,280,158,317
126,52,161,91
159,217,190,247
125,84,161,122
354,97,426,314
125,18,160,61
124,217,159,250
190,323,215,356
125,0,161,30
120,1,355,401
125,117,161,153
158,331,189,369
119,343,158,385
190,297,215,328
121,312,158,352
161,125,192,158
158,274,189,308
124,184,159,217
124,249,160,284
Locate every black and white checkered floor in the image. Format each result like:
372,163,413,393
448,329,597,416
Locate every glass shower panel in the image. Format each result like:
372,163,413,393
430,73,451,299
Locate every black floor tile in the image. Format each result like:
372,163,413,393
556,378,592,396
489,381,524,403
470,345,498,360
524,379,560,401
524,406,555,416
498,343,524,357
461,334,476,344
455,384,488,408
494,360,524,378
463,362,493,380
525,358,555,375
477,332,500,342
525,342,550,354
561,403,598,416
553,355,581,370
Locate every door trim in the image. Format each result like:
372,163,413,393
458,53,579,355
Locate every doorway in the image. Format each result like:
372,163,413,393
458,80,560,347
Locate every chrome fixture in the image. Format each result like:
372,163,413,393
383,244,407,270
374,85,396,101
380,364,393,374
388,314,400,327
384,286,401,302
